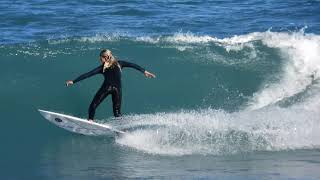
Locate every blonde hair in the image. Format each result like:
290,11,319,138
100,49,120,72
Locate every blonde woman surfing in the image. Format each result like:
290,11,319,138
66,49,156,121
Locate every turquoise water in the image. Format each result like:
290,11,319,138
1,0,320,179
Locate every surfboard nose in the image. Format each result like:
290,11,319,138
38,109,50,119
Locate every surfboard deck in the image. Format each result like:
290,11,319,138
38,109,125,136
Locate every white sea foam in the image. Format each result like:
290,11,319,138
244,31,320,109
135,36,160,44
48,33,125,44
115,106,320,156
164,32,217,44
78,33,121,43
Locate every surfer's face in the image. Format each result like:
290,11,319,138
100,53,110,64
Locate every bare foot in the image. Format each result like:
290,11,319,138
88,119,94,122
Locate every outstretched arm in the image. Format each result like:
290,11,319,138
66,65,102,86
119,61,156,78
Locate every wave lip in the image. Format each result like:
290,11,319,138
244,30,320,109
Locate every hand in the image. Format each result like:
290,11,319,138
144,71,156,78
66,80,74,86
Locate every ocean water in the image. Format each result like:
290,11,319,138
1,0,320,179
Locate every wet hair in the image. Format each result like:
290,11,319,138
100,49,120,72
100,49,108,57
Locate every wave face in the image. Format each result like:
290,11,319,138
2,29,320,156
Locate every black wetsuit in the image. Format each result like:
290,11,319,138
73,61,145,119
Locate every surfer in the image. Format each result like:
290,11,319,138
66,49,156,121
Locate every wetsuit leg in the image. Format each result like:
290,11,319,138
88,87,109,120
111,87,122,117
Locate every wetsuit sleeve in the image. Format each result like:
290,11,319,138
73,65,102,83
118,61,145,73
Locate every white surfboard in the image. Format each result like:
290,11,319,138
38,109,125,136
